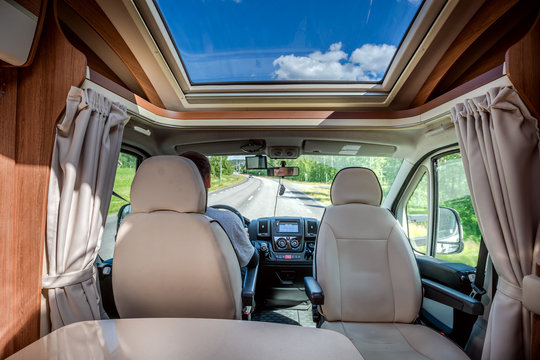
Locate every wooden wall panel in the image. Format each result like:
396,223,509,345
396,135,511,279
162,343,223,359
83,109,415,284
0,0,86,357
0,68,19,359
506,12,540,119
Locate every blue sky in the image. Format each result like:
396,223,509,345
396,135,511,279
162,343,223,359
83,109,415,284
156,0,422,83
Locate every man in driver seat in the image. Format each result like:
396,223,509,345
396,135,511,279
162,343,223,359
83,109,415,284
181,151,258,269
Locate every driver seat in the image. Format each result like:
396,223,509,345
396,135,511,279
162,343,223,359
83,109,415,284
113,156,243,319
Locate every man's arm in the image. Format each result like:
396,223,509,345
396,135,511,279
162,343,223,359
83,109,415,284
223,212,257,268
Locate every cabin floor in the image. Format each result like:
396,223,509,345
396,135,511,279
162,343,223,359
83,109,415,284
252,302,316,327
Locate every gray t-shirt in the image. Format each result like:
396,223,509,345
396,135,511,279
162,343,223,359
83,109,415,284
205,207,255,267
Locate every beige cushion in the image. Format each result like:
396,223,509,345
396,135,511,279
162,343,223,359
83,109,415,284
113,212,242,319
322,322,469,360
8,319,364,360
130,155,206,214
316,205,422,323
316,169,467,359
331,167,382,206
113,155,242,320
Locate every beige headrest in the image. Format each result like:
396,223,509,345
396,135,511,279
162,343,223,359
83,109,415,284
130,156,206,213
330,167,382,206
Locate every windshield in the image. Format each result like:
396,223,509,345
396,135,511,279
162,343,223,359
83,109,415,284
207,155,403,221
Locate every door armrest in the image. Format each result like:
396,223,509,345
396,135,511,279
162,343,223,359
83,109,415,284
304,276,324,305
422,278,484,316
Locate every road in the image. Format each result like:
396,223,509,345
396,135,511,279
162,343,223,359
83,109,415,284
208,176,326,220
99,176,326,260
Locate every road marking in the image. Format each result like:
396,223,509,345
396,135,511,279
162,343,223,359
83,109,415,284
306,208,312,213
248,195,254,201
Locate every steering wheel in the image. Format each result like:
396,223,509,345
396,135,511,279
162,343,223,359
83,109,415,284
209,204,247,228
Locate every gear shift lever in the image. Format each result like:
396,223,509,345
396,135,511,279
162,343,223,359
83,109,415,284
259,242,270,258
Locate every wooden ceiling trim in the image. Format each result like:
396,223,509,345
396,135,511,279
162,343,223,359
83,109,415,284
429,0,540,100
410,0,518,107
506,11,540,119
89,65,503,121
14,0,41,16
62,0,165,108
60,23,128,89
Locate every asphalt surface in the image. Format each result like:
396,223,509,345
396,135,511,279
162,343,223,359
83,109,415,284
208,176,326,220
99,176,326,260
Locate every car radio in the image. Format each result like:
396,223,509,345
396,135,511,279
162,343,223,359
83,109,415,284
272,218,303,252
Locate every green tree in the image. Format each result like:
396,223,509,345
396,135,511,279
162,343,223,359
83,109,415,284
209,156,234,176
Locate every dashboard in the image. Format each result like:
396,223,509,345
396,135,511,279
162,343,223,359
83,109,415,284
248,217,319,265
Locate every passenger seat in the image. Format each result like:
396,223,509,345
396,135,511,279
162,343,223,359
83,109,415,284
307,167,469,360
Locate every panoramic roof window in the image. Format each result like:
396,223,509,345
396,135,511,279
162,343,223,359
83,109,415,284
154,0,423,84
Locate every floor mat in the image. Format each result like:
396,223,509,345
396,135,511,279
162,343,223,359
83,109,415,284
252,307,316,327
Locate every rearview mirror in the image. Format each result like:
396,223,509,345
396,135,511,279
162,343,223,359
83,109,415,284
267,167,299,177
245,155,267,169
436,207,464,254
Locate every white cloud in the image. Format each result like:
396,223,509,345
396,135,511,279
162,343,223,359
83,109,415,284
272,42,396,81
408,0,422,5
350,44,396,74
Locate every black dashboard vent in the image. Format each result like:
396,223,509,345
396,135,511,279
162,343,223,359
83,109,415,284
307,220,318,235
258,219,270,235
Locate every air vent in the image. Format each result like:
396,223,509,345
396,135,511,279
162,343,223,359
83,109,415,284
258,219,270,236
306,220,318,236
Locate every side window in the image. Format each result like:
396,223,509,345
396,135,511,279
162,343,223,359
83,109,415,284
406,173,429,254
99,152,138,260
435,153,481,266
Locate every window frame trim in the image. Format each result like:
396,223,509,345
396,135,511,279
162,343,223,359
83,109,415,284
431,149,470,259
402,167,430,256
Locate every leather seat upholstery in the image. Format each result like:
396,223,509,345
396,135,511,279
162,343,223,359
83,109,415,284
113,156,242,319
315,167,469,359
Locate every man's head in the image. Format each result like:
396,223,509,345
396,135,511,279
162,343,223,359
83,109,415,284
180,151,212,189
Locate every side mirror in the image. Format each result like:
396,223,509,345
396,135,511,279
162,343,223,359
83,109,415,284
436,207,464,254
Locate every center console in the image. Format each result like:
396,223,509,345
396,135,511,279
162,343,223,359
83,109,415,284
251,217,318,264
249,216,319,305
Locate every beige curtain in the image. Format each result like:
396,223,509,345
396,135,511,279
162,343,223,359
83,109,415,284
451,87,540,360
43,87,127,330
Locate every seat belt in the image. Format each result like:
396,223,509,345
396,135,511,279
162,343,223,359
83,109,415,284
112,191,129,203
470,237,488,300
